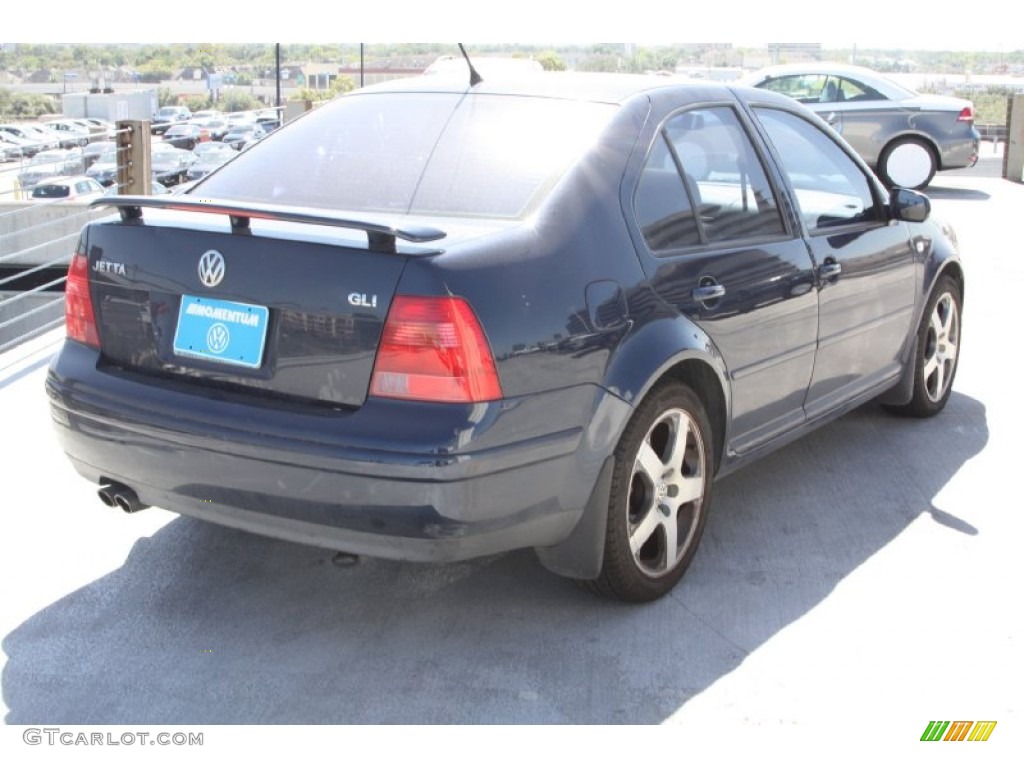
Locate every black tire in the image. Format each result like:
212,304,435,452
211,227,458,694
886,276,962,417
877,137,937,190
587,381,714,603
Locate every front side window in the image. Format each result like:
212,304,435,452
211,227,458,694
754,107,882,232
758,73,888,105
759,74,836,104
634,106,786,254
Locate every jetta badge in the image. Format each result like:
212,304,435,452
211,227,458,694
198,250,225,288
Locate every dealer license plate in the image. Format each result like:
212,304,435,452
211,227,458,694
173,295,269,369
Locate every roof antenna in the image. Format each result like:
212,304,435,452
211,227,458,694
458,43,483,87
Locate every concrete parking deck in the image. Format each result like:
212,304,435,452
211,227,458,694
1,172,1021,764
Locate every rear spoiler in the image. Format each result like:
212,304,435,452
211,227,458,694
91,195,447,254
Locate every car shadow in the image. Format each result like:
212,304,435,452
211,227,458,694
2,393,988,724
925,186,992,201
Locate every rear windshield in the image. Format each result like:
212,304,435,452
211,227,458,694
32,185,70,198
193,92,617,219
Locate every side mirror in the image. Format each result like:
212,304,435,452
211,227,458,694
890,188,930,223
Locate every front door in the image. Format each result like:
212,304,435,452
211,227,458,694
752,106,917,419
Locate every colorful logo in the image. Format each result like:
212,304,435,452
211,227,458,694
921,721,997,742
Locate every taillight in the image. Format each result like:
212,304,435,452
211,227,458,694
370,296,503,403
65,249,99,348
957,106,974,123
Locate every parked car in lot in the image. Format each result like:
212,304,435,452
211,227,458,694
185,144,238,180
2,129,41,158
85,149,119,187
255,109,283,133
17,148,85,189
152,106,192,135
101,178,169,196
88,145,195,188
0,123,59,155
151,146,198,186
222,123,266,150
82,140,116,170
1,132,30,161
78,117,116,138
48,74,964,602
42,119,92,148
191,117,230,142
741,63,980,189
29,175,105,202
162,123,204,150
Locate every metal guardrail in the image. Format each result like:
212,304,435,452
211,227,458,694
976,123,1008,143
0,108,287,354
0,121,138,353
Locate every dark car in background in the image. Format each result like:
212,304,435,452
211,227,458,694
88,146,196,188
85,149,119,187
255,110,283,133
47,74,963,602
741,63,980,189
222,123,266,150
150,146,197,186
162,123,204,150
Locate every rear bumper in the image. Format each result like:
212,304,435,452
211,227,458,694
939,129,981,170
46,341,612,562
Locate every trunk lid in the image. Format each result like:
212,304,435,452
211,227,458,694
84,202,441,408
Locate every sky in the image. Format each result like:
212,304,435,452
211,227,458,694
2,2,1018,52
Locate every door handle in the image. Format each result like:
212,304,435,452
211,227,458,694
819,259,842,281
692,284,726,303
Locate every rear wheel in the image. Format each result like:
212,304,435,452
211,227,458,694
587,382,713,602
877,137,937,190
886,276,961,417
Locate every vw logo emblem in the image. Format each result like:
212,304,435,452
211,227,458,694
198,250,225,288
206,323,230,354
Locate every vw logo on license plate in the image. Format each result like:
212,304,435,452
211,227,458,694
206,323,230,354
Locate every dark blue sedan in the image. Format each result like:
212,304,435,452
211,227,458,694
46,73,963,602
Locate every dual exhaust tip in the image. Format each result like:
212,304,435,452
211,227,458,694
97,482,149,514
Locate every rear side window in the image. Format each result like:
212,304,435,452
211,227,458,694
635,106,786,254
195,93,616,219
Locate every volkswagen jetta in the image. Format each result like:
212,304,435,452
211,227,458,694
46,73,963,602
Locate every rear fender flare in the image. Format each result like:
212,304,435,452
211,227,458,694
602,314,731,415
535,315,731,580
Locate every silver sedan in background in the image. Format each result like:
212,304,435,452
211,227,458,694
742,63,980,189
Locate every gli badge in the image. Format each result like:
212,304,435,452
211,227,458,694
348,293,378,308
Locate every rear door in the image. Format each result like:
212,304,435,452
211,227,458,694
628,103,819,453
